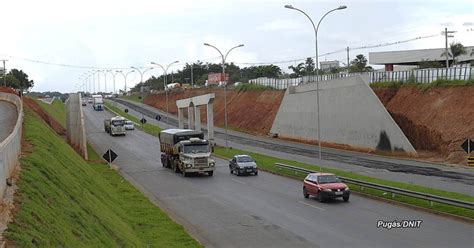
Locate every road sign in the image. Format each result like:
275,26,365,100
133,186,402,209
124,108,129,113
155,114,161,121
468,156,474,166
140,117,147,124
461,139,473,154
102,149,118,163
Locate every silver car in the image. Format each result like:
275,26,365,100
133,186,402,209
229,155,258,176
124,120,135,130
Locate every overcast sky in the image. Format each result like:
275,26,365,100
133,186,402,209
1,0,472,93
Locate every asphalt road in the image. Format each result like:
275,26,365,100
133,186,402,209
0,100,18,142
83,103,473,248
110,98,474,196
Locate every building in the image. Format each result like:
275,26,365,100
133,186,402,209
320,60,340,72
369,46,474,71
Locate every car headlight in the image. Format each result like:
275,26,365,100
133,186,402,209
323,189,332,192
209,162,215,167
344,187,350,191
185,163,192,168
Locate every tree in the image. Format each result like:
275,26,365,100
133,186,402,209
349,54,373,73
0,68,34,89
418,59,443,69
441,42,467,66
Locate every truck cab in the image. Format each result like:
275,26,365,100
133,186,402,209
159,129,215,177
104,116,126,136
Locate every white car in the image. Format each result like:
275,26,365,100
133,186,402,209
124,120,135,130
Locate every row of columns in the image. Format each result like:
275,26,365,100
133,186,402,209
177,93,215,143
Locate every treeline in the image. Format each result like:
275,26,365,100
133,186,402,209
133,54,374,91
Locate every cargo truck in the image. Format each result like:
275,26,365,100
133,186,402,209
104,116,126,136
159,129,215,177
92,94,104,111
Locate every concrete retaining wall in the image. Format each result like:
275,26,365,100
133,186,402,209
66,93,88,159
0,93,23,200
270,75,416,154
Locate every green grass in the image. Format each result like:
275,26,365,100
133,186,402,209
213,147,474,219
104,101,162,137
35,98,67,127
122,94,143,103
7,108,201,247
235,83,273,92
370,78,474,91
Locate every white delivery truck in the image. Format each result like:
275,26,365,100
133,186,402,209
92,95,104,111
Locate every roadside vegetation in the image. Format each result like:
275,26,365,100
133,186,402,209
370,78,474,92
213,147,474,220
122,94,142,103
104,101,162,136
35,98,67,126
235,83,273,92
7,108,201,247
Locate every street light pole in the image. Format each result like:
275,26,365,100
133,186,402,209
151,61,179,128
116,70,135,95
204,43,244,149
285,4,347,171
131,66,154,107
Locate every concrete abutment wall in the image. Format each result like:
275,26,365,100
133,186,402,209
66,93,88,159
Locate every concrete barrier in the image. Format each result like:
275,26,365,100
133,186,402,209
270,75,416,154
66,93,88,159
0,93,23,200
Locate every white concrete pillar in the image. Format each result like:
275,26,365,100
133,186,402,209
178,108,185,129
194,105,201,131
207,103,214,142
187,106,194,130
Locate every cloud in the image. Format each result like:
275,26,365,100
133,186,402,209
256,19,303,32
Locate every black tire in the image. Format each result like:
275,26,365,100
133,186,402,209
316,192,323,202
343,196,349,202
229,165,233,174
254,171,258,176
174,163,180,173
237,169,242,176
303,187,309,198
183,172,189,177
208,171,214,177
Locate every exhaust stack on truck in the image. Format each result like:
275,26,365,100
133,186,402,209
159,129,215,177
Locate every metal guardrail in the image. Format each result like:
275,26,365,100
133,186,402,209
275,162,474,210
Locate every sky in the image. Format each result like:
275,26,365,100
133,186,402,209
0,0,472,93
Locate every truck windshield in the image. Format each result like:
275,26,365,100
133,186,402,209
112,120,125,126
183,144,209,153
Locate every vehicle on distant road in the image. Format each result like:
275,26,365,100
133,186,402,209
88,98,93,103
159,129,215,177
81,98,87,106
124,120,135,130
104,116,126,136
92,94,104,111
303,173,350,202
229,155,258,176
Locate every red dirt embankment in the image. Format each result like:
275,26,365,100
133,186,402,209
373,86,474,164
145,88,285,135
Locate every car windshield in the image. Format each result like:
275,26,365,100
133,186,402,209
237,156,254,163
112,120,125,126
125,121,133,125
183,144,209,153
318,175,341,184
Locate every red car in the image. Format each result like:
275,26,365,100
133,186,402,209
303,173,350,202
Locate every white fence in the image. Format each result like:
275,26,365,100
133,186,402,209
249,66,473,89
0,92,23,200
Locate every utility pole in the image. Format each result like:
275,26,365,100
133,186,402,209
191,63,194,88
1,59,7,87
346,46,350,72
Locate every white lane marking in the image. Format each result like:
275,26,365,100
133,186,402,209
232,178,246,185
298,201,326,211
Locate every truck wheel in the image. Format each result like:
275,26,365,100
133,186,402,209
174,163,180,173
208,171,214,177
183,171,189,177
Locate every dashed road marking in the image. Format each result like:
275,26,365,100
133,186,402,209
298,200,326,211
232,178,246,185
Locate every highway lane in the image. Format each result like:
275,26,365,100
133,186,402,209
0,100,18,142
110,98,474,196
83,104,473,248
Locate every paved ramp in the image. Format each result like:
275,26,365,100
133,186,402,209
0,100,18,142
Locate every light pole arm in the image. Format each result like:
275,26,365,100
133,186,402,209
205,44,225,64
224,45,244,63
316,8,340,39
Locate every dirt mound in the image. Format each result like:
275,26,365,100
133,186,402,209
373,86,474,164
23,98,66,136
145,88,285,135
0,87,17,94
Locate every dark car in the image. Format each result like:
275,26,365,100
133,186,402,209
229,155,258,176
303,173,350,202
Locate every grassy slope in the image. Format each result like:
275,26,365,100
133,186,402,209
7,108,201,247
35,99,67,126
214,147,474,219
